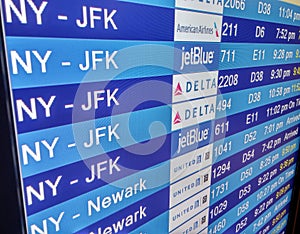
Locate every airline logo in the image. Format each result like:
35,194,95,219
176,0,223,14
174,10,222,42
172,71,218,103
174,82,183,96
169,187,210,231
170,208,209,234
173,112,182,125
174,43,219,73
169,166,211,207
214,22,219,37
170,144,213,183
172,96,216,131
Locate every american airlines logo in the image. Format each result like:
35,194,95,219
174,10,222,42
214,22,219,37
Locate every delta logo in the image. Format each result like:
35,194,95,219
179,0,223,7
173,76,217,98
173,112,182,125
172,100,215,128
173,102,215,126
174,82,183,96
198,0,223,6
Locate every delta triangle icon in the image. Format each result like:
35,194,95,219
173,112,182,125
174,82,183,96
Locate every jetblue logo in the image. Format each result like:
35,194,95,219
180,46,215,70
176,127,210,154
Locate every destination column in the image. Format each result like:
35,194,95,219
2,0,176,233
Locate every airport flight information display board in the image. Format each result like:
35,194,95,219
1,0,300,233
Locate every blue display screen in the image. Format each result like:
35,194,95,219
1,0,300,233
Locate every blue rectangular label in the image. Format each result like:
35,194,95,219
3,0,174,40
